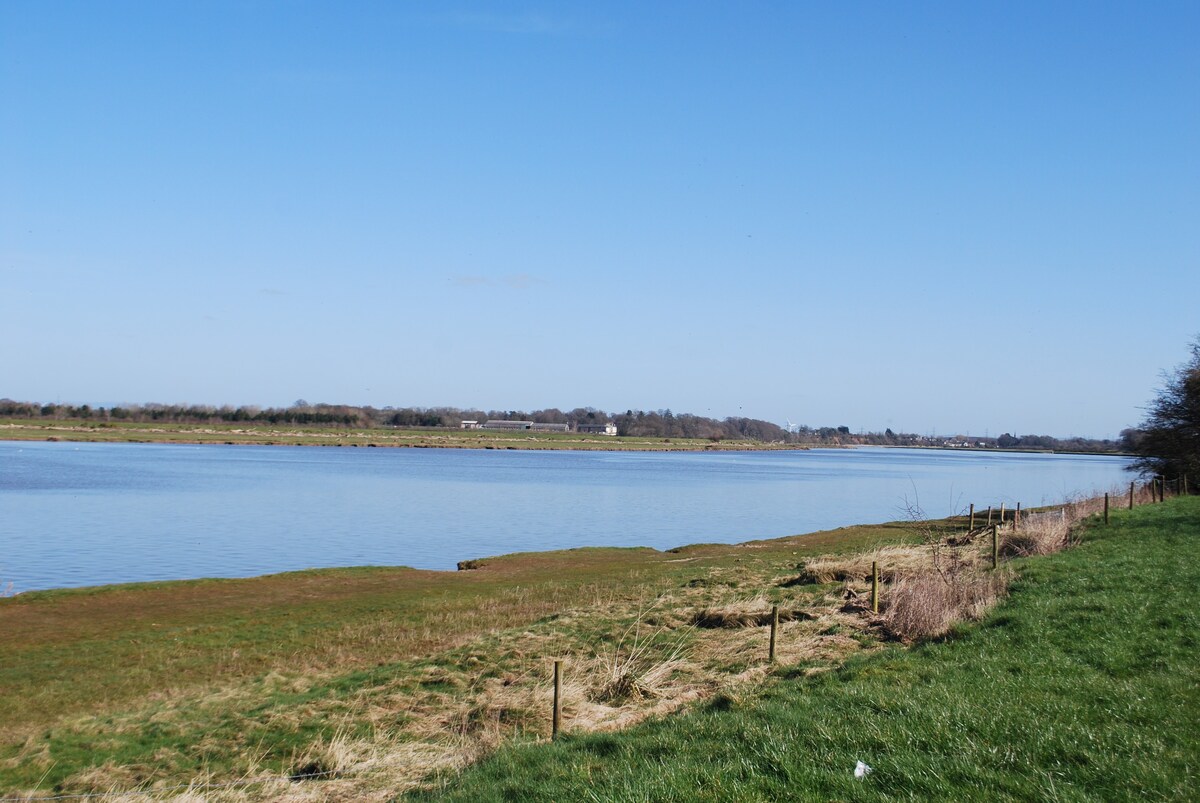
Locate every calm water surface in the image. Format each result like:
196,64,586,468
1,442,1132,593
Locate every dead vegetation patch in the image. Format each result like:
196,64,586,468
689,594,818,628
1002,511,1072,557
783,544,940,586
881,569,1011,641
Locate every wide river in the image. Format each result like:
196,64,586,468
1,441,1132,593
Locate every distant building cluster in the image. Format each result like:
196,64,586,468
577,422,619,436
459,420,617,436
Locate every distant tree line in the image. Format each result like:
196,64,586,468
0,400,376,428
0,398,1123,453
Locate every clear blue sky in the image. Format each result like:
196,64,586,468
2,1,1197,438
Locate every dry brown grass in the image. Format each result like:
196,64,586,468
688,593,816,628
1002,490,1122,558
881,569,1010,641
287,727,370,781
785,545,944,586
878,489,1128,642
1003,512,1071,557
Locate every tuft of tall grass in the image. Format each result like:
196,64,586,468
288,726,366,781
593,610,693,703
1003,512,1071,557
881,569,1009,641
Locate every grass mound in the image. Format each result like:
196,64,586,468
410,497,1200,801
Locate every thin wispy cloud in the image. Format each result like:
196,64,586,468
443,11,569,35
503,273,545,289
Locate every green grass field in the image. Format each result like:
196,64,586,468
410,497,1200,801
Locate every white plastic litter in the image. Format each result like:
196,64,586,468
854,760,873,778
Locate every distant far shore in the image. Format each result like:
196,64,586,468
0,419,808,452
0,419,1131,457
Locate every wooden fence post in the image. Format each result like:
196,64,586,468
870,562,879,614
1129,481,1135,510
991,524,999,570
987,506,993,526
552,660,562,739
1104,493,1110,525
968,503,975,531
1015,503,1021,529
768,605,779,662
999,503,1006,524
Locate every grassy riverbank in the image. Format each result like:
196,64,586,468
0,418,803,451
417,497,1200,802
0,517,920,798
2,497,1192,800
